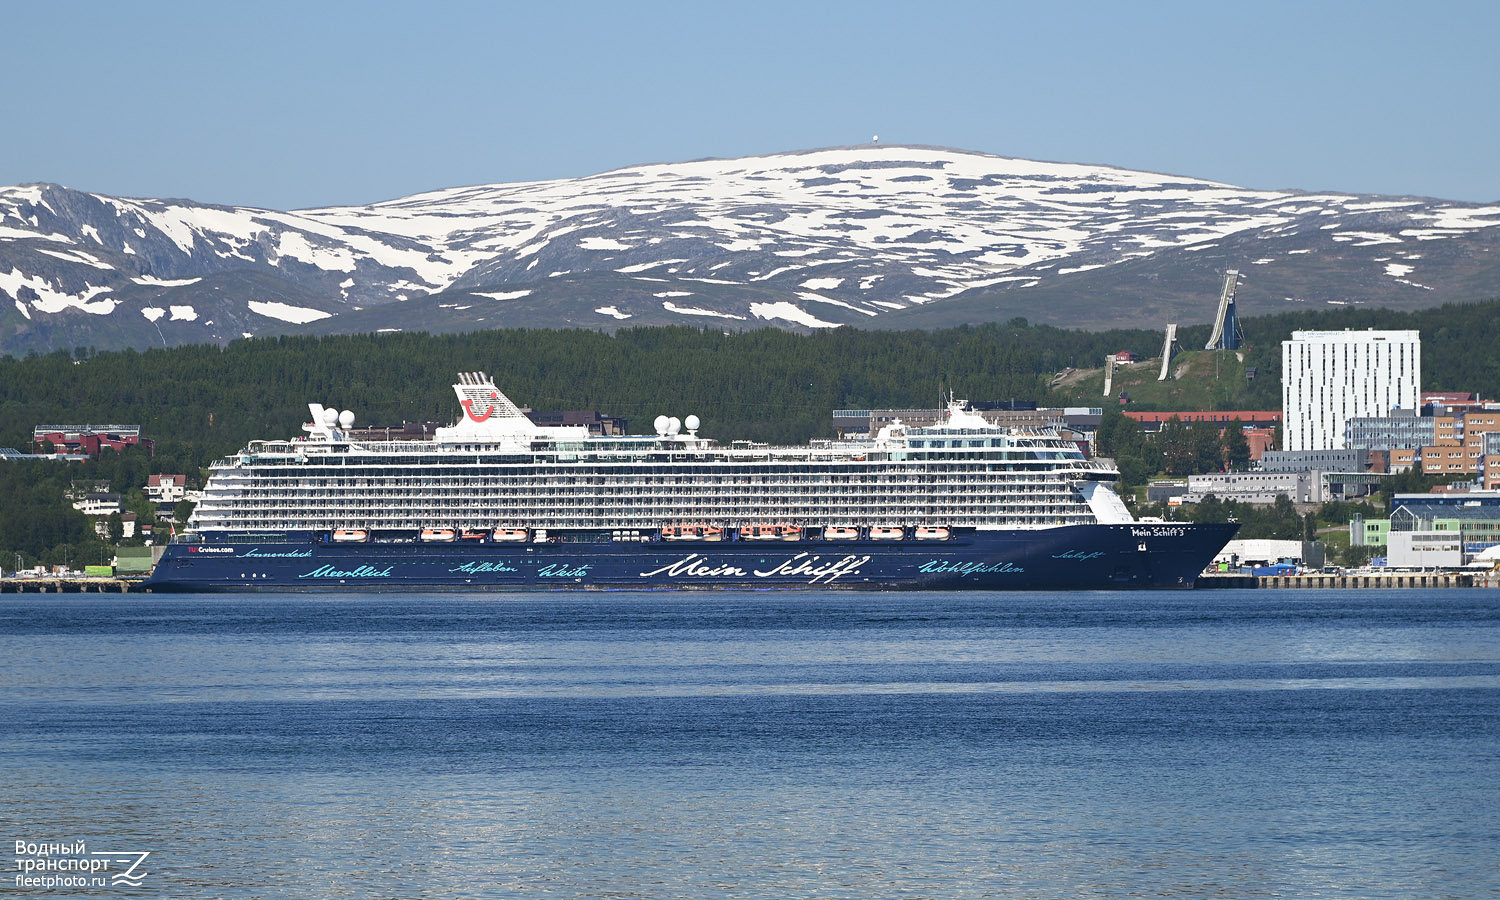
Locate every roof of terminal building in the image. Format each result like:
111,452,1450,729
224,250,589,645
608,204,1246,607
1123,410,1281,423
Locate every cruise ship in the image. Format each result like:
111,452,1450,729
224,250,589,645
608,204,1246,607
145,373,1237,591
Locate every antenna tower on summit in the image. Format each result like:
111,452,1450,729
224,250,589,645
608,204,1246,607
1203,269,1243,351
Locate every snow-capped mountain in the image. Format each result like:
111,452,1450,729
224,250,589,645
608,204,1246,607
3,145,1499,354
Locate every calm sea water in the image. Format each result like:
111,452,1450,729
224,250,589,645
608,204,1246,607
2,589,1497,899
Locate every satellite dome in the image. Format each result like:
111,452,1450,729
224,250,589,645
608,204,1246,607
685,414,700,432
322,408,339,426
338,410,355,429
667,417,681,436
653,415,669,435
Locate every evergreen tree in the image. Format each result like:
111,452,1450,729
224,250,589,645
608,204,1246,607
1158,417,1193,476
1191,420,1223,473
1223,419,1251,471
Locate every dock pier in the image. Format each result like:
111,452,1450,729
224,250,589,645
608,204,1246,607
1197,572,1480,589
0,577,140,594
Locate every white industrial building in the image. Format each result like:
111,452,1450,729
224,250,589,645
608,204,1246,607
1282,329,1420,452
1187,471,1318,504
1212,539,1323,569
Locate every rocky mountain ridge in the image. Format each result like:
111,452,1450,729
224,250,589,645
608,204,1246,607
3,145,1498,354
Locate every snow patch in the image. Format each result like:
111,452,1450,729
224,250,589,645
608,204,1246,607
617,259,687,273
751,266,797,281
578,236,632,251
142,307,166,322
1413,206,1500,230
653,291,693,297
1401,228,1467,241
0,268,112,314
275,230,358,272
1384,263,1414,278
1332,231,1402,246
248,300,334,323
800,277,844,290
169,305,198,321
78,298,119,315
749,301,839,328
472,289,532,301
663,301,745,320
133,275,202,287
595,306,632,319
35,248,115,269
797,291,875,316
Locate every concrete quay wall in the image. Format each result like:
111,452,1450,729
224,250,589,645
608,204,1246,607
0,577,139,593
1198,572,1489,589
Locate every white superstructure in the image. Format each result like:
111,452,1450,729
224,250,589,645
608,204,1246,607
1282,329,1421,452
189,373,1131,535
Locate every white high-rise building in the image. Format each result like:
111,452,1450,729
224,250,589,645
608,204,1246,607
1282,329,1421,452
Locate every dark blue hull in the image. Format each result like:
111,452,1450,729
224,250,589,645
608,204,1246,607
144,524,1239,591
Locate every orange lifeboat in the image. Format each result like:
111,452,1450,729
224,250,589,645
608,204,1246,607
662,526,704,541
915,526,952,541
869,526,906,541
702,526,725,542
420,528,457,542
332,529,368,543
779,525,805,541
739,524,779,541
492,528,529,542
460,529,488,541
823,526,860,541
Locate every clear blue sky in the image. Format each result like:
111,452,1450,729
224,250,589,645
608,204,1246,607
5,0,1496,210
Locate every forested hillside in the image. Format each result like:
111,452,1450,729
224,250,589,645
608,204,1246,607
0,321,1166,457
